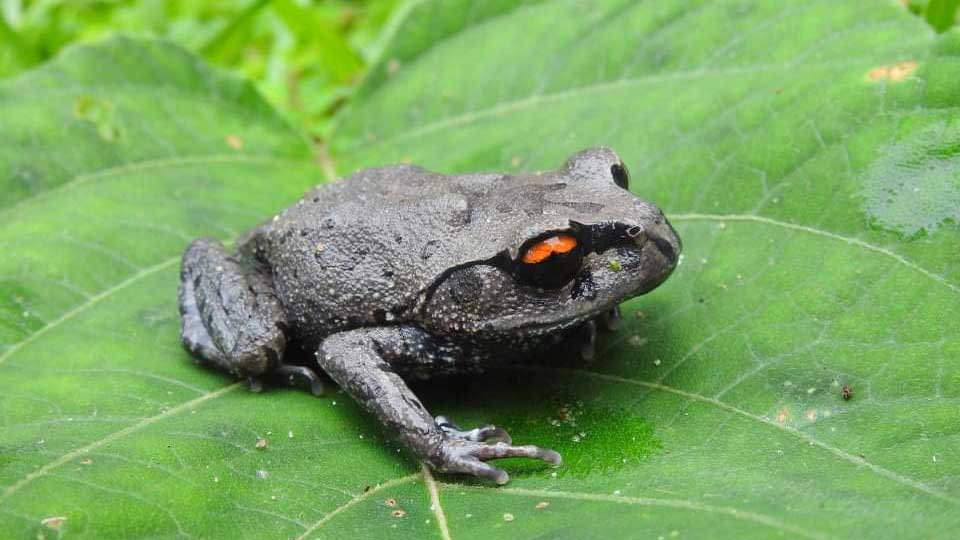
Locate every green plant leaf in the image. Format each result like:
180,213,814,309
3,2,960,540
925,0,960,32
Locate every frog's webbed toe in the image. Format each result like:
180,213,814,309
435,415,511,444
437,439,562,485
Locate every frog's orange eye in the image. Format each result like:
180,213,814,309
521,234,578,264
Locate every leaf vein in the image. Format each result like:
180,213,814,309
670,213,958,293
1,154,313,220
449,484,834,540
339,58,907,154
293,473,420,540
0,256,179,367
546,367,960,506
422,465,452,540
0,382,242,502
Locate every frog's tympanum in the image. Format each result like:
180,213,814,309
178,147,681,484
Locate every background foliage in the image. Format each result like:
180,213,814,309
0,0,399,136
2,1,960,540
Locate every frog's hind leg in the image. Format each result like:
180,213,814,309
178,238,323,396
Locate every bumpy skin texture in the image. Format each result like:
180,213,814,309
178,147,681,484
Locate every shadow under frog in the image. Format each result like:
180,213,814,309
177,147,681,484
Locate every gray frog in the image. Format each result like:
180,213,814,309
178,147,681,484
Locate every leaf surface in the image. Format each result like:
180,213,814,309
3,2,960,539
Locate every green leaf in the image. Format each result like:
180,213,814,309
925,0,960,32
2,2,960,540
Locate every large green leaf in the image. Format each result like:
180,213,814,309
3,1,960,539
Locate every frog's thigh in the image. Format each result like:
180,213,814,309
178,238,286,378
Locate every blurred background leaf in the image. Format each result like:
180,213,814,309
2,0,958,140
906,0,960,31
0,0,402,137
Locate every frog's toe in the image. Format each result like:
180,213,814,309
247,377,265,393
601,305,623,331
272,364,325,397
436,439,561,484
471,442,562,466
435,416,512,444
441,458,510,485
579,320,597,362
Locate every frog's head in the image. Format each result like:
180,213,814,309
422,147,681,340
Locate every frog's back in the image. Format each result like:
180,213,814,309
254,165,502,347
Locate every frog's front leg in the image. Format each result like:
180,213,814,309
317,327,561,484
178,238,323,395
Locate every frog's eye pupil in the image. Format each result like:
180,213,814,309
515,233,583,288
611,162,629,190
521,234,578,264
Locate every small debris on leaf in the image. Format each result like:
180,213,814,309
226,134,244,149
841,384,853,401
255,438,268,449
41,517,67,530
867,60,917,82
535,501,550,510
502,513,515,522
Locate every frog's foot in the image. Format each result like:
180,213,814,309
435,416,511,444
435,438,562,485
247,377,265,393
601,305,622,331
272,365,325,397
579,320,597,362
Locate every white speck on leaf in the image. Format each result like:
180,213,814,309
41,517,67,530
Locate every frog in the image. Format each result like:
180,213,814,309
177,147,681,484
